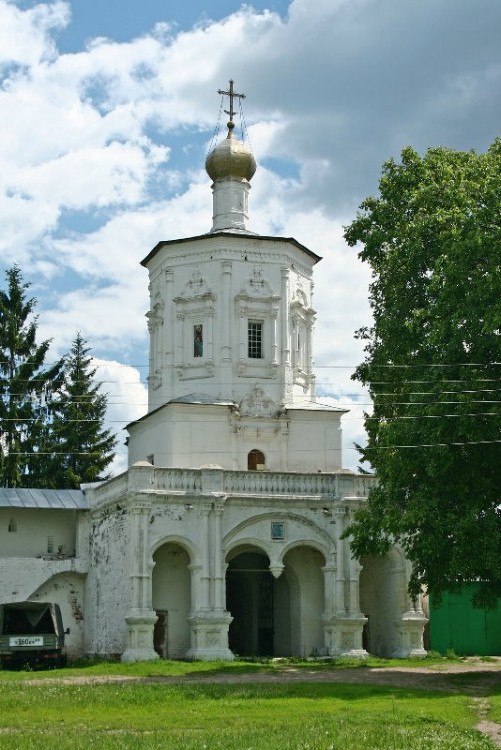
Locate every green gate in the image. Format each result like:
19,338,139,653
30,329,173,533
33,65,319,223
429,585,501,656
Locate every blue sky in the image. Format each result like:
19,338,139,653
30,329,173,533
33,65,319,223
54,0,290,50
0,0,500,472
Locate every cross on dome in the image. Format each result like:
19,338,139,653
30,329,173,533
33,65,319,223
217,79,246,130
205,79,256,233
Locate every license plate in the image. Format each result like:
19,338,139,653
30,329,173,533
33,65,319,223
9,636,44,647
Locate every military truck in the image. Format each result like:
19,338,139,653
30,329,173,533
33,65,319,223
0,602,69,669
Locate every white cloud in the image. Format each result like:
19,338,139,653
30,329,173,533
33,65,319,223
0,0,69,69
92,359,148,476
0,0,499,477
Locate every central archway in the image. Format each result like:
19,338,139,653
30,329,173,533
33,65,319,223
226,547,291,657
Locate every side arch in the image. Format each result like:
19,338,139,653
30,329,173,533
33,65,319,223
150,534,198,565
29,571,86,658
152,539,194,659
359,546,407,657
277,538,331,568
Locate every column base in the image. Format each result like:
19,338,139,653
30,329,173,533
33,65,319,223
323,614,369,658
186,611,234,661
121,611,159,663
392,613,428,658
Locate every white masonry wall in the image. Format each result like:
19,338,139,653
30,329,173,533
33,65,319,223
0,508,78,558
85,504,132,657
0,508,89,658
144,234,318,411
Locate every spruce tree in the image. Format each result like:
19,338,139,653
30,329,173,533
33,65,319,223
42,333,116,488
0,266,63,487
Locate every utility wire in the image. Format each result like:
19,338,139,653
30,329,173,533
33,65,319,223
1,361,499,369
5,438,501,458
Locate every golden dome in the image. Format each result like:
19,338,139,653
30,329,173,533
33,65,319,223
205,124,256,183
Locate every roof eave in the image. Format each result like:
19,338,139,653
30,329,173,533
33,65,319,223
141,231,321,267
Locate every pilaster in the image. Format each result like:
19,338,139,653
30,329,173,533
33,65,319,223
121,502,159,662
186,493,234,660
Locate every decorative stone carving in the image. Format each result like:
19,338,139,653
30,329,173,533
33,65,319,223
174,268,215,302
146,300,164,332
237,266,277,300
147,372,162,390
239,385,279,417
186,612,234,661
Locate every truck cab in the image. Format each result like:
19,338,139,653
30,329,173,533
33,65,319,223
0,602,68,669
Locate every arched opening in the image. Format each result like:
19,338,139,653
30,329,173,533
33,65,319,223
248,449,265,471
225,543,326,657
283,546,325,657
152,542,191,659
29,572,86,659
226,548,275,656
359,552,406,657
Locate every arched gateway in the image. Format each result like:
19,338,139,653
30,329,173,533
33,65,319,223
226,543,325,658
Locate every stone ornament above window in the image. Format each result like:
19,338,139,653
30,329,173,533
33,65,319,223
239,385,278,417
236,266,279,302
174,269,215,302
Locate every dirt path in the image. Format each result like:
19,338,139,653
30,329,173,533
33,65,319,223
34,659,501,692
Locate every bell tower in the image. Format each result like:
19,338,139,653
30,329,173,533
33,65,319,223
127,81,347,472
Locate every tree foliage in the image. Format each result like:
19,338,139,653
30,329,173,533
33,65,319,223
0,266,64,487
343,139,501,607
0,267,116,489
38,333,117,488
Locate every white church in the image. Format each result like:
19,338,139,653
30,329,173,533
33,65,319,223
0,83,427,662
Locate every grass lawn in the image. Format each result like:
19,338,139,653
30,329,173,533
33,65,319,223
0,659,498,750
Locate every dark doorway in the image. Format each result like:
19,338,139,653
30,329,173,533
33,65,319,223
153,610,168,658
226,550,280,657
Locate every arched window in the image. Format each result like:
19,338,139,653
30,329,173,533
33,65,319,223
248,449,265,471
8,518,17,532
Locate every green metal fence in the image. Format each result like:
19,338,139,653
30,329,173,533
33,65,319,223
429,585,501,656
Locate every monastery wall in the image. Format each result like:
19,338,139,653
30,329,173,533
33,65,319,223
85,506,132,657
0,557,88,657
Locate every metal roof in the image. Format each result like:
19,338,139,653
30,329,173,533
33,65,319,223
0,488,88,510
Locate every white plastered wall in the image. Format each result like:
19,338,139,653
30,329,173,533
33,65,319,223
85,509,131,657
129,403,344,473
0,509,78,558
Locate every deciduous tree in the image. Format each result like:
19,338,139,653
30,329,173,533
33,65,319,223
343,139,501,607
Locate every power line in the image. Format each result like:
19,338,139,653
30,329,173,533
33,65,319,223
6,438,501,458
1,360,499,369
362,440,501,450
2,409,501,424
